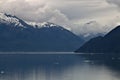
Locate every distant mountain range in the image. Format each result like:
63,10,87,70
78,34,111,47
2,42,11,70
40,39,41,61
75,25,120,53
0,13,84,52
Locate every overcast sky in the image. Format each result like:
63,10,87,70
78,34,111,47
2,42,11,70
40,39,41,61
0,0,120,35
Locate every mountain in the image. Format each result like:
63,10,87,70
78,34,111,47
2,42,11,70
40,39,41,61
75,25,120,53
0,13,84,52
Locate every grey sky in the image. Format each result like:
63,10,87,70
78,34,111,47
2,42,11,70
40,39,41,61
0,0,120,35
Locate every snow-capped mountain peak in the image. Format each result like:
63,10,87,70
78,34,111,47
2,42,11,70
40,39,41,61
27,21,65,30
28,22,61,28
0,13,26,28
41,22,60,28
0,13,69,31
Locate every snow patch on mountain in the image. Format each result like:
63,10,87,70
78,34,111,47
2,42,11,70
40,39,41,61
0,13,26,28
0,12,73,33
27,21,71,31
28,22,60,27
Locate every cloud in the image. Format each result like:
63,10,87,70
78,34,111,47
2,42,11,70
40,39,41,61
0,0,120,36
106,0,120,7
0,0,67,22
0,0,72,29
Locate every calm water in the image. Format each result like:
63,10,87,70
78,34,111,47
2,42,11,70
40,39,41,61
0,52,120,80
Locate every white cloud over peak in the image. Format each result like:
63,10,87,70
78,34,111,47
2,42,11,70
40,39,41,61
0,0,120,35
0,0,70,26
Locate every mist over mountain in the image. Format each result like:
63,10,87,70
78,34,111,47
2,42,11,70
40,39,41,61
77,21,107,41
0,13,84,52
76,25,120,53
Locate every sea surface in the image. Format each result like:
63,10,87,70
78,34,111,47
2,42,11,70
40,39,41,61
0,52,120,80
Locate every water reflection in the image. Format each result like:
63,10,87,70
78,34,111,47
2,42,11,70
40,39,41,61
80,53,120,71
0,53,119,80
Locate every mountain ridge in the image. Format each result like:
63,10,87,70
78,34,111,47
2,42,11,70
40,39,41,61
0,13,84,52
75,25,120,53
